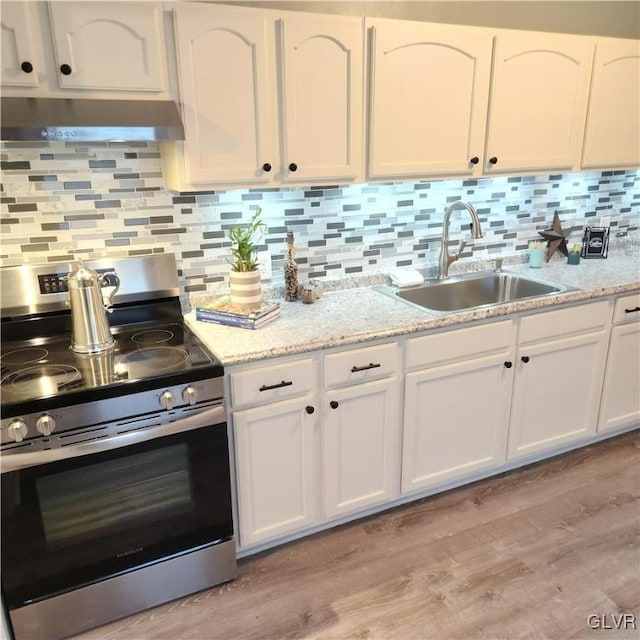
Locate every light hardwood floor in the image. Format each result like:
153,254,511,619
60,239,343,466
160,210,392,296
73,431,640,640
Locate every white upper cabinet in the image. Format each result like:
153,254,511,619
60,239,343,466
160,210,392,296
485,31,594,174
279,14,363,183
165,3,363,190
1,1,168,96
1,1,41,88
47,2,167,92
171,4,276,186
367,18,492,179
582,38,640,169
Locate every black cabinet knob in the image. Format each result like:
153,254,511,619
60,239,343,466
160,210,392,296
60,64,72,76
262,162,272,172
469,156,479,165
305,405,315,415
21,61,33,73
288,162,298,172
330,400,339,409
488,156,498,165
521,356,530,363
504,361,513,369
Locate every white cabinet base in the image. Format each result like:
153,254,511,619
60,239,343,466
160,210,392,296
233,394,320,547
599,323,640,432
324,378,401,518
508,330,609,459
402,354,513,494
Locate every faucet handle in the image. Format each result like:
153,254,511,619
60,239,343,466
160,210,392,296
494,257,503,273
457,239,467,255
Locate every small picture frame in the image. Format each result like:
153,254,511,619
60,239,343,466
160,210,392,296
581,226,609,259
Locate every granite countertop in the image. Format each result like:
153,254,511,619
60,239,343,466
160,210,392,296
186,249,640,366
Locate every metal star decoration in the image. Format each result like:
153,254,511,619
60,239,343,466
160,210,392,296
538,212,569,261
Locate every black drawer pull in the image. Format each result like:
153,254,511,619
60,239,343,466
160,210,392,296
624,306,640,313
305,405,315,415
521,356,530,363
21,61,33,73
259,380,293,392
504,361,513,369
330,400,339,409
351,362,381,373
60,63,72,76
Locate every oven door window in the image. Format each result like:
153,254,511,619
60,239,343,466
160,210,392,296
1,424,233,609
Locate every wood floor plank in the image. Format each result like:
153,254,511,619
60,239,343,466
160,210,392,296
71,431,640,640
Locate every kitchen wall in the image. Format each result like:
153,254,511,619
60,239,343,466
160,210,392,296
1,141,638,310
214,1,640,39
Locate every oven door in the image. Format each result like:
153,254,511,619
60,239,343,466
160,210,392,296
1,404,233,610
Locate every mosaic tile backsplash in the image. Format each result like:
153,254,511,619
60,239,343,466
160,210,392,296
1,141,638,310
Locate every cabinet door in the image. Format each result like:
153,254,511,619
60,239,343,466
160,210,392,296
367,19,492,179
582,38,640,169
48,2,166,92
1,1,40,88
402,353,513,494
173,4,276,186
508,330,608,459
485,31,593,174
324,378,401,518
233,394,319,547
280,15,363,183
598,323,640,432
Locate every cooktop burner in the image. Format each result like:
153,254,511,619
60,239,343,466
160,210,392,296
131,329,175,345
1,348,50,366
119,346,189,372
1,364,81,398
0,321,220,412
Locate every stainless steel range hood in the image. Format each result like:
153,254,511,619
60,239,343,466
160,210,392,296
1,97,185,142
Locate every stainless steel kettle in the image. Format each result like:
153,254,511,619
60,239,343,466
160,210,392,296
67,260,120,354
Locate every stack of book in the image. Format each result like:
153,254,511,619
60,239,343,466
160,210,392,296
195,296,280,329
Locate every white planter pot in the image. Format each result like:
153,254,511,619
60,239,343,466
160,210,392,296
229,270,262,309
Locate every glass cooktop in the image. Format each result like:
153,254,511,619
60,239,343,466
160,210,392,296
0,322,222,411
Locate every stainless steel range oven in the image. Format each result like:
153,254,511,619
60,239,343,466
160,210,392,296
0,254,236,640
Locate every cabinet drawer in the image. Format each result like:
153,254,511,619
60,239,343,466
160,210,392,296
230,358,316,409
519,300,612,344
406,320,514,370
613,293,640,324
324,342,400,387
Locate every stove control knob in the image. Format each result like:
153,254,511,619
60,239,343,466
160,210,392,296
182,386,197,406
36,414,56,436
159,390,175,411
7,419,28,443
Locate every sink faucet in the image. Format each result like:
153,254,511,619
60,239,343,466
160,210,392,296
438,200,483,279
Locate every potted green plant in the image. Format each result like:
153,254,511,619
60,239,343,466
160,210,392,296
227,207,266,309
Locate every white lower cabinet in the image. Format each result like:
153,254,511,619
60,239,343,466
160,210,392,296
403,354,514,493
233,394,320,547
402,321,515,493
598,294,640,432
231,342,402,549
507,301,612,459
324,377,401,518
229,295,638,553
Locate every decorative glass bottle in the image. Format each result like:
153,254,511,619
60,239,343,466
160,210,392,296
284,231,299,301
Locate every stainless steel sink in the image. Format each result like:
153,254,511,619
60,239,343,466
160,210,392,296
377,271,575,315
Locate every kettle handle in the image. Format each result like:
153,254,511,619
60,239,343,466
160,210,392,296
99,271,120,313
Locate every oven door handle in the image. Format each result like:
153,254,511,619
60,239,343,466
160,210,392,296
1,404,226,473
